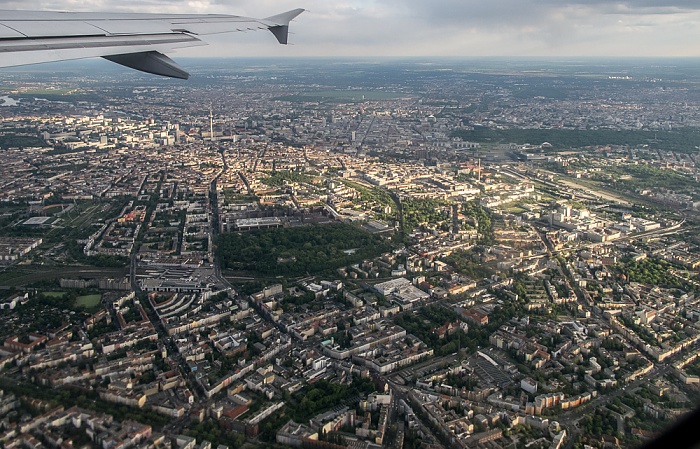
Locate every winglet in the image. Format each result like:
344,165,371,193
262,8,304,44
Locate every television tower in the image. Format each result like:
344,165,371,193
209,103,214,142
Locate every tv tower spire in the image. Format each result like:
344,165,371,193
209,103,214,142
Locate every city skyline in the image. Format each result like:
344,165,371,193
1,0,700,58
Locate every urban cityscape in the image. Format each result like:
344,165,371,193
1,57,700,449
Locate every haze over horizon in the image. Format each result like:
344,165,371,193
1,0,699,59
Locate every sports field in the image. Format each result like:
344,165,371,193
75,294,101,309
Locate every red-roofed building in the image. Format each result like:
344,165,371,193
223,405,249,421
5,334,47,354
461,309,488,326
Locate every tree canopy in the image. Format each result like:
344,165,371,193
217,223,393,276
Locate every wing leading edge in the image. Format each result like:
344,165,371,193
0,8,304,79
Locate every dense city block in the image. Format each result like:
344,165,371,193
2,58,700,449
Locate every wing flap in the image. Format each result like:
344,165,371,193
166,20,254,36
2,20,106,37
84,20,175,36
0,23,25,38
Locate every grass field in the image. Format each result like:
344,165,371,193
0,135,47,149
43,291,65,298
505,205,528,214
75,294,101,309
43,204,68,215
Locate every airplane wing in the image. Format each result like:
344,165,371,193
0,8,304,79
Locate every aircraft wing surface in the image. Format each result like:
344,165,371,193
0,8,304,79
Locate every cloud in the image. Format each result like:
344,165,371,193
557,0,700,12
1,0,700,57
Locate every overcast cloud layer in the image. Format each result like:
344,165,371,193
1,0,700,57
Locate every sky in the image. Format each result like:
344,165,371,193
2,0,700,58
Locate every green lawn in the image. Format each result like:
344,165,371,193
75,294,101,309
505,206,527,214
43,291,66,298
43,205,68,215
0,135,47,149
